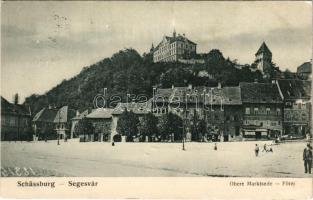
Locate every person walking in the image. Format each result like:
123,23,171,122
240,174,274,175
303,144,312,174
255,144,259,157
214,143,217,151
262,144,267,152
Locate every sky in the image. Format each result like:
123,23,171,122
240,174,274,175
1,1,312,103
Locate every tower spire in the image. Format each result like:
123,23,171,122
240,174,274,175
173,28,176,38
150,43,154,53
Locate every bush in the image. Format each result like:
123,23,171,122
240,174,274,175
113,134,122,142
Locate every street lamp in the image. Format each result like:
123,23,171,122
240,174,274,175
57,110,62,145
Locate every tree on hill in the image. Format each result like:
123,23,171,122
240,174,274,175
116,109,140,142
160,66,193,88
23,47,269,115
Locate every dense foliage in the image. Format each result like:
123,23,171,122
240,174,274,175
116,109,140,142
75,118,94,142
24,48,266,114
138,112,159,142
158,112,183,141
190,113,208,142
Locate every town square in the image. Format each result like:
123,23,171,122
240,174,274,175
1,140,311,177
1,1,312,179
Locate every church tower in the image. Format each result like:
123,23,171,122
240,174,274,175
254,42,272,76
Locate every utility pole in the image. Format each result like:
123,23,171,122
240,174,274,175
182,93,189,151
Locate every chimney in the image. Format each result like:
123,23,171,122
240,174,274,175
183,33,185,37
76,110,80,116
173,29,176,38
172,85,175,89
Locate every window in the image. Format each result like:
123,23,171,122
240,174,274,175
266,108,270,115
254,107,259,115
245,107,250,114
298,103,302,109
276,108,280,116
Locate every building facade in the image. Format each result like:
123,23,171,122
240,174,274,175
297,61,312,80
153,31,197,63
1,96,32,141
32,107,58,140
54,106,75,140
84,108,114,142
112,102,151,142
240,82,283,139
32,106,75,141
153,85,243,142
277,79,311,137
70,109,90,139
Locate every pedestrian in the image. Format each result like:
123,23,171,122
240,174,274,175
262,144,267,152
214,143,217,151
112,142,115,146
255,144,259,157
303,143,312,174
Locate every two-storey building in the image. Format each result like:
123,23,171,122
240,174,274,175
240,82,283,139
1,96,32,141
277,79,311,137
153,84,243,142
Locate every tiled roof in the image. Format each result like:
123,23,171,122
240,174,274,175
154,86,242,105
1,96,30,116
86,108,114,119
112,101,151,115
277,79,311,100
255,42,272,56
33,106,75,123
32,108,58,123
240,82,282,103
154,34,196,51
297,62,312,74
53,106,69,123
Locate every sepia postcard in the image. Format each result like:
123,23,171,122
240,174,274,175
0,1,312,199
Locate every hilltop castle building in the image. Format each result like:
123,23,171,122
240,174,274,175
153,30,197,63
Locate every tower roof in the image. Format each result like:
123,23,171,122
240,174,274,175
255,42,272,56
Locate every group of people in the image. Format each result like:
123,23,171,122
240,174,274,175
254,142,312,174
254,143,273,157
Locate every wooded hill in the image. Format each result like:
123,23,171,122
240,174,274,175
24,48,264,114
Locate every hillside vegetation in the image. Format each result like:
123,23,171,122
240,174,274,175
24,49,263,114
